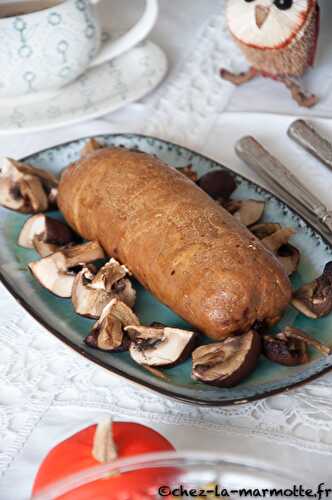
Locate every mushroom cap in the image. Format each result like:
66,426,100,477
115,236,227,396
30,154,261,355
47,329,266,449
263,334,309,367
108,298,140,327
72,259,136,319
292,261,332,319
87,315,127,352
127,325,197,368
29,255,75,298
72,267,113,319
197,170,237,200
232,200,265,227
85,299,133,352
192,330,261,387
0,158,58,214
29,241,105,298
0,177,27,212
18,214,74,250
263,326,331,366
33,237,60,258
18,214,47,249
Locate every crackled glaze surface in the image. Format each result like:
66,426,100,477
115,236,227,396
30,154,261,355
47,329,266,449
0,133,331,405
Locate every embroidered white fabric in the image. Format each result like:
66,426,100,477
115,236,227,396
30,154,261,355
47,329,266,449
1,0,332,495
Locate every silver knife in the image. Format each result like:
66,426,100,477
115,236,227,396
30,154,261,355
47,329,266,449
235,136,332,237
288,119,332,171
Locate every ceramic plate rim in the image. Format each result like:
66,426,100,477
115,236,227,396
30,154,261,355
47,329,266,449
0,41,167,136
1,133,331,407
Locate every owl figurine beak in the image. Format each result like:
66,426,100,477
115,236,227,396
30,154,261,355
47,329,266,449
255,5,270,29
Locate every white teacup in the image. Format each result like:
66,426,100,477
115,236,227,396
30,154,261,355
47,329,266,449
0,0,158,99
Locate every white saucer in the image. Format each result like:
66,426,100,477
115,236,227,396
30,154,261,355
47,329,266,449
0,41,167,136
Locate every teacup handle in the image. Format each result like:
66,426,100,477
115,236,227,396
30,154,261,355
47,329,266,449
89,0,158,68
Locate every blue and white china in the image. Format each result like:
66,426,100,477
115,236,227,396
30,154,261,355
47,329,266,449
0,40,167,134
0,0,158,98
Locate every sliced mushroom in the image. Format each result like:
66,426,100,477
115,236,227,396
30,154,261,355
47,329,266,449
177,164,198,182
126,325,197,368
85,298,139,352
1,157,58,186
283,326,331,356
250,223,282,240
263,326,330,366
90,259,130,291
72,259,136,318
197,170,237,201
0,158,58,213
19,176,49,212
261,227,296,253
263,334,309,366
72,267,112,319
111,279,136,309
277,244,300,276
107,298,140,327
33,236,61,258
260,227,299,276
18,214,75,251
234,200,265,227
29,241,105,298
225,199,265,227
192,330,261,387
85,301,130,352
80,138,103,158
292,262,332,319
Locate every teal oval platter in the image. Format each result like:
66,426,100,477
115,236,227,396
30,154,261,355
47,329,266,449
1,133,332,406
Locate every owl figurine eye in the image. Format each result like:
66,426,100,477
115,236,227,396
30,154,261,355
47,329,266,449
274,0,293,9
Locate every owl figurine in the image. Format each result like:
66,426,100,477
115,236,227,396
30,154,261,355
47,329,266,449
221,0,320,107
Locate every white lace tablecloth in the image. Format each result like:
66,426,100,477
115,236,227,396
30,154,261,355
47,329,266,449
1,1,332,498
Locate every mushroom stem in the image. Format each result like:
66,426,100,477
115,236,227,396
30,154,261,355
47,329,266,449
92,418,118,464
284,327,331,357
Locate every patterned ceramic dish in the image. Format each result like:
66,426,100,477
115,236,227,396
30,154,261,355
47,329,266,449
0,40,167,135
1,134,332,406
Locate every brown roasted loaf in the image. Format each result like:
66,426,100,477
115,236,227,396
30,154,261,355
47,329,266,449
58,148,291,340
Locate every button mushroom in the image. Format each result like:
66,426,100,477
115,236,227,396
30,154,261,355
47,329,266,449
126,325,197,368
85,298,140,352
197,170,237,201
192,330,261,387
72,259,136,318
224,199,265,227
292,262,332,319
80,138,103,158
263,326,331,366
18,214,75,257
0,158,58,213
29,241,105,298
258,226,300,276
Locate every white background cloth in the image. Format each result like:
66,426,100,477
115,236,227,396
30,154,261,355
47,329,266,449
1,1,332,498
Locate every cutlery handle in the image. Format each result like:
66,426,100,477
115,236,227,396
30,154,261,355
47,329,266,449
288,119,332,171
235,136,332,233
